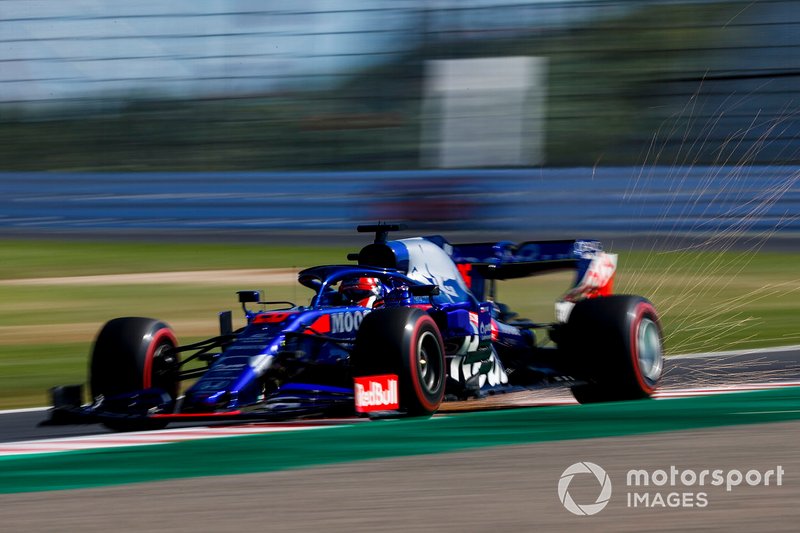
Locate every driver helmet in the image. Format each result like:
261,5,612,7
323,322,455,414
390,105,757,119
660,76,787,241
339,277,383,307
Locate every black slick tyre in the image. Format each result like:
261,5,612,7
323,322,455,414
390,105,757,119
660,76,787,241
562,295,663,403
90,317,179,430
351,307,446,416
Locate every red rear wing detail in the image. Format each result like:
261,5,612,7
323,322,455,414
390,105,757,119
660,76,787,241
564,252,617,301
457,263,473,288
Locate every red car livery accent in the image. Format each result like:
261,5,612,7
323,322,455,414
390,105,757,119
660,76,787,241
253,312,298,324
304,314,331,334
353,374,399,412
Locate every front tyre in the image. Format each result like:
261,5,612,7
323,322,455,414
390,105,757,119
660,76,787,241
351,308,446,416
563,295,663,403
90,317,179,430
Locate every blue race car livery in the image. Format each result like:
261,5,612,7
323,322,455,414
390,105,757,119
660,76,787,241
49,224,664,430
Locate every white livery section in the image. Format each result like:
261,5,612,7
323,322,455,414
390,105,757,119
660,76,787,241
400,237,473,304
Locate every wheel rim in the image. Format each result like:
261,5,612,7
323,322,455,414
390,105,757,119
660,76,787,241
416,330,443,392
151,342,178,397
637,317,663,384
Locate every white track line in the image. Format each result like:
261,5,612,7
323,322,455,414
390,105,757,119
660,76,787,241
668,344,800,359
653,381,800,397
0,422,352,457
0,406,49,415
4,382,800,457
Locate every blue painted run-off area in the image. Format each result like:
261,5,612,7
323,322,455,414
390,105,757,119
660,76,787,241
1,167,798,236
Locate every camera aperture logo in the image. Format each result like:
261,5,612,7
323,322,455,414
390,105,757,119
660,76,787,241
558,462,612,516
558,462,785,515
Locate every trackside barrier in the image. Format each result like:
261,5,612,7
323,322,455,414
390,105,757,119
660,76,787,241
1,167,797,235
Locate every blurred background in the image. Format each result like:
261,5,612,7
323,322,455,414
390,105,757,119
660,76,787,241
1,0,798,237
2,0,800,170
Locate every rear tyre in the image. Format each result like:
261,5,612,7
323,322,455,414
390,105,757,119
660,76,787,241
351,308,446,416
90,317,179,430
563,295,663,403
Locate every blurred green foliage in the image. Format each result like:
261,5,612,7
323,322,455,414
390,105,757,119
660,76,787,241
0,2,742,171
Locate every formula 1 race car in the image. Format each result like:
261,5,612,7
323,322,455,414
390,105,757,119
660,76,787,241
48,224,664,430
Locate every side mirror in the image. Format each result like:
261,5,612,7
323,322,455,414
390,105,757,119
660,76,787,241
237,290,261,304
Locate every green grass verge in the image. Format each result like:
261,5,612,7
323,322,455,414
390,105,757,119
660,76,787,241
0,239,798,409
0,4,739,171
0,239,344,279
0,343,87,409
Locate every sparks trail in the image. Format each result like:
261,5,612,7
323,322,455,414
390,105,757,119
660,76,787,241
617,88,800,355
665,276,800,353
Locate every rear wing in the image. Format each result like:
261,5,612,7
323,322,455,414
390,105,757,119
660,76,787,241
431,238,613,302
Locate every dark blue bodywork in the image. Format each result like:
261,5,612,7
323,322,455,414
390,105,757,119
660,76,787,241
49,228,610,425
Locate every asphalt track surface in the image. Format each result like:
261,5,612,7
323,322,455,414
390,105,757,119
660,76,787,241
2,345,799,443
2,421,798,532
1,347,800,531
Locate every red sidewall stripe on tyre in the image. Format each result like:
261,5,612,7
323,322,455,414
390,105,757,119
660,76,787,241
143,328,178,390
408,315,445,413
630,302,659,394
